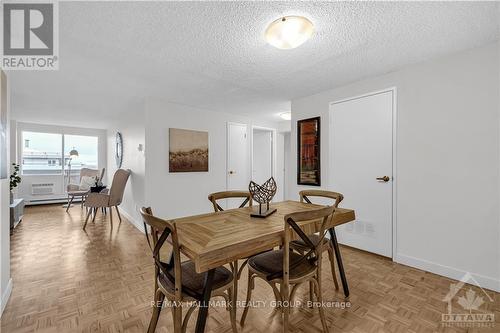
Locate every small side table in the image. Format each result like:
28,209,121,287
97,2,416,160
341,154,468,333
89,186,107,215
90,185,107,193
10,198,24,233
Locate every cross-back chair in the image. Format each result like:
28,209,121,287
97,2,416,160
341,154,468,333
241,206,335,332
207,190,253,318
289,190,344,291
140,207,238,333
208,190,252,212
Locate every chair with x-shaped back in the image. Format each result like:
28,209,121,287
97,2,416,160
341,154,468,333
208,190,254,278
289,190,344,291
207,190,253,318
241,206,335,332
208,190,252,212
140,207,238,333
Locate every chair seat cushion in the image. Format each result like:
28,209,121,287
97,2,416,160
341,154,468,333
290,234,328,249
67,190,89,196
159,261,233,297
248,249,316,280
79,176,96,191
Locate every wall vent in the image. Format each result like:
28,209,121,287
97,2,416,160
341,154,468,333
31,183,55,195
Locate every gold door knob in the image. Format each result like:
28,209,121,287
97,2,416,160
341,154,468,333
376,176,390,182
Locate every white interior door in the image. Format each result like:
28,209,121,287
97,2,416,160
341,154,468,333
227,123,249,192
330,90,394,257
252,130,273,184
274,132,286,202
283,132,290,200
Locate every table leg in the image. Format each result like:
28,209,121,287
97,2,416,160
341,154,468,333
195,269,215,333
328,228,349,297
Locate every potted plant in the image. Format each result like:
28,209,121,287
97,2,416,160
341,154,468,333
9,163,21,204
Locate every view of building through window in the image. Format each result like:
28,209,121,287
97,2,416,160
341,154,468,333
21,131,99,179
64,134,98,173
22,131,63,175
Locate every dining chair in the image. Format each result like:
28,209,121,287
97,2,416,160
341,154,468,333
140,207,238,333
241,206,335,332
83,169,130,229
66,167,105,212
208,190,252,212
289,190,343,291
207,191,253,312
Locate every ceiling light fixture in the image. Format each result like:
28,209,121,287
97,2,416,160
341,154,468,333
280,112,292,120
265,16,314,49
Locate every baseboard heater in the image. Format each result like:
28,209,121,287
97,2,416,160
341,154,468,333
31,183,55,195
27,197,83,206
28,182,81,205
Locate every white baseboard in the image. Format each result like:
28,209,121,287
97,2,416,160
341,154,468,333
394,253,500,293
27,198,77,205
118,208,145,234
1,278,12,317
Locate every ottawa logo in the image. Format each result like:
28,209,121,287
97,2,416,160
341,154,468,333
442,272,495,328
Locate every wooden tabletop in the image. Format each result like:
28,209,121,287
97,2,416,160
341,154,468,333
173,200,355,273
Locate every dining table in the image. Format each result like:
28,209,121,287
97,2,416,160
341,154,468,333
172,200,356,333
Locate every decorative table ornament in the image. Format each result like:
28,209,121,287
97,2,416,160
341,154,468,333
248,177,277,218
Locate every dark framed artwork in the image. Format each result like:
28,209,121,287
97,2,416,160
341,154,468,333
297,117,320,186
169,128,209,172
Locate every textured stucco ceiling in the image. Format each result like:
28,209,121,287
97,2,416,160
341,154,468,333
8,1,500,127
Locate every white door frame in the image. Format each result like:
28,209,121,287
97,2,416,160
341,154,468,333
328,87,398,259
226,122,250,190
250,125,277,184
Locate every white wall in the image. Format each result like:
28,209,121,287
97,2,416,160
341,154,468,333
14,122,107,203
9,121,16,175
0,71,12,316
252,130,272,185
0,179,10,316
106,109,146,229
283,132,291,200
145,99,283,219
275,132,286,202
289,42,500,291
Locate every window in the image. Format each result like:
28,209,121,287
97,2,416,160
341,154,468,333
21,131,99,180
64,134,98,184
21,131,63,175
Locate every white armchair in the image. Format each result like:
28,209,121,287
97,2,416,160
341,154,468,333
66,168,105,212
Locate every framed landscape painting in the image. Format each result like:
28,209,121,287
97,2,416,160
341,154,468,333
169,128,209,172
297,117,320,186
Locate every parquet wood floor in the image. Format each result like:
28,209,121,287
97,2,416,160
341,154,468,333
1,204,498,333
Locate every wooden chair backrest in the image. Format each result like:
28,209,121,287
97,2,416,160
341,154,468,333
267,206,335,281
208,190,253,212
140,207,201,300
299,190,344,208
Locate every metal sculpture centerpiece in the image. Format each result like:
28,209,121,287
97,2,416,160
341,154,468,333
248,177,277,218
